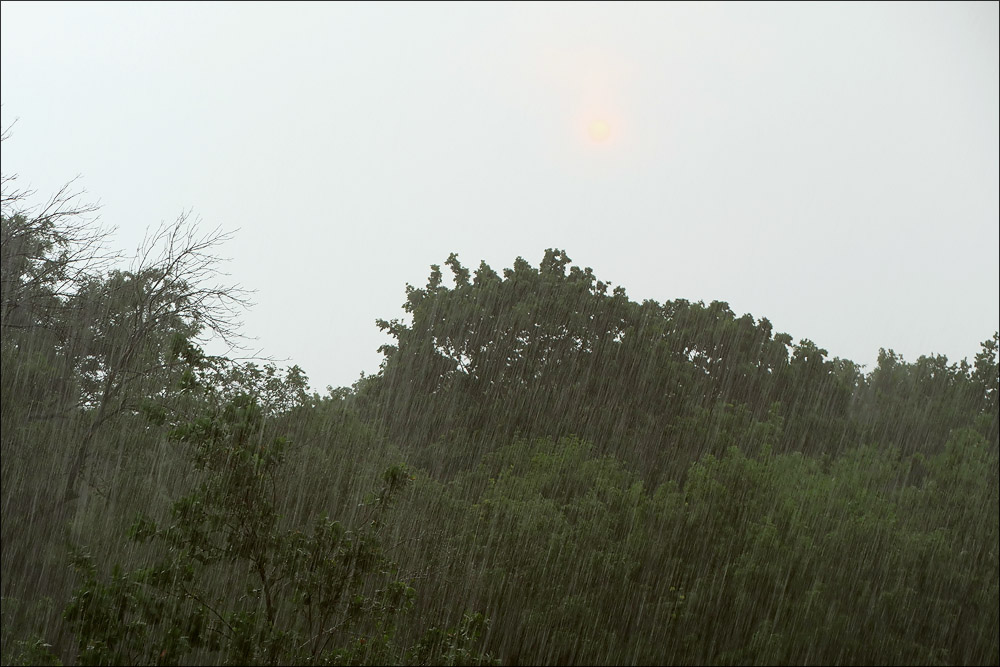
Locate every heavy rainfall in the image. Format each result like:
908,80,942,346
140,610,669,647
2,3,999,666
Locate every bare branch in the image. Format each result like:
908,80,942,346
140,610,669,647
122,212,252,349
1,152,118,332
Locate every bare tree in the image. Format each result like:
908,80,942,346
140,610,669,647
2,123,254,505
1,124,118,333
63,212,254,503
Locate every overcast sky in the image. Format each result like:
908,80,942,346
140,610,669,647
2,1,998,391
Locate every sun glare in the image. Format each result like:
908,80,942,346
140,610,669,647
588,119,611,142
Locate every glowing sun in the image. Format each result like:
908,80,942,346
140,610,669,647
588,119,611,142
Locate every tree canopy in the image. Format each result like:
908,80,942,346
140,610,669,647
1,164,997,666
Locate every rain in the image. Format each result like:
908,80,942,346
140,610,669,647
2,3,999,666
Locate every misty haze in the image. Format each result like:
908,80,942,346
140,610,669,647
2,2,998,666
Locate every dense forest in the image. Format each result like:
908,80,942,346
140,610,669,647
2,157,998,666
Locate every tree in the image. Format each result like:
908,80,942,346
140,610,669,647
972,332,999,443
1,124,114,335
1,126,116,439
65,387,419,666
2,126,252,505
59,216,252,502
363,249,797,482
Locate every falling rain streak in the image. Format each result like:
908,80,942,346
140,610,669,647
1,167,998,664
2,3,999,665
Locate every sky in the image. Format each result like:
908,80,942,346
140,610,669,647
2,1,998,391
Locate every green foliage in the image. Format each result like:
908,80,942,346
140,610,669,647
3,211,997,667
0,597,64,666
63,391,419,666
391,432,997,665
363,250,811,484
1,636,63,667
407,612,499,666
366,251,998,489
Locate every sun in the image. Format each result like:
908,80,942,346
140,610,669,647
587,119,611,142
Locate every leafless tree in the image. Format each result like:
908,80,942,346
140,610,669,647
62,212,255,503
1,123,255,505
1,123,118,333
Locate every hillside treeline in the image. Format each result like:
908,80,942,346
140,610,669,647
2,175,997,665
